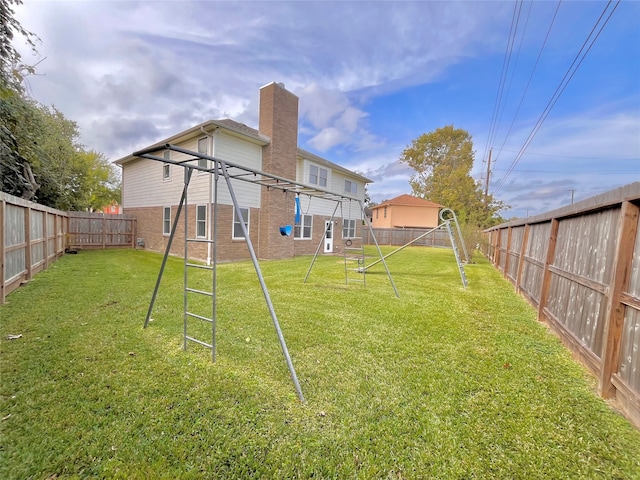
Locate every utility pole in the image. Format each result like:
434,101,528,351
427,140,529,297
484,148,492,208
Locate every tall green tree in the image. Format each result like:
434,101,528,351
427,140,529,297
400,125,506,227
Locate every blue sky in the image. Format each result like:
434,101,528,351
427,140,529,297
15,0,640,219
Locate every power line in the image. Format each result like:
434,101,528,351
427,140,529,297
494,0,622,195
491,0,533,162
492,169,638,175
498,149,639,160
493,1,562,166
481,0,522,170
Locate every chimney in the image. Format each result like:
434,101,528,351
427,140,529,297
258,82,299,260
259,82,299,180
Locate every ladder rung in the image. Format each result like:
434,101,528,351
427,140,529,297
186,312,213,323
185,336,213,349
186,238,215,244
345,257,363,261
345,237,362,240
186,287,214,297
348,268,365,272
186,262,214,270
344,247,362,251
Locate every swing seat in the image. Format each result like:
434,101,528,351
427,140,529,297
280,225,293,236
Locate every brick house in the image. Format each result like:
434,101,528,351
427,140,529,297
115,82,371,263
371,194,443,229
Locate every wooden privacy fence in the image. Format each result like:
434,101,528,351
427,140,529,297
1,193,67,303
67,211,136,249
484,182,640,428
1,192,136,304
364,227,449,248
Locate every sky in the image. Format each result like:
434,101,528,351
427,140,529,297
13,0,640,219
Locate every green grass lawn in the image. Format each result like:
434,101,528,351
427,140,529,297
1,247,639,479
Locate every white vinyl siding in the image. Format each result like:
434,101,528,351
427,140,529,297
196,205,207,238
233,207,249,240
163,207,171,235
121,132,262,209
213,130,262,209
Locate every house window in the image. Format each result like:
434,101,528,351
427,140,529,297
319,168,327,187
163,151,171,181
233,207,249,239
376,209,379,219
344,180,357,194
309,165,328,187
384,206,387,218
343,219,356,238
196,205,207,238
294,214,312,239
197,137,208,169
163,207,171,235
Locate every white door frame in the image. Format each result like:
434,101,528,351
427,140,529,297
324,220,333,253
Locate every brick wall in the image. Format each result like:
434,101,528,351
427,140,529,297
125,204,259,263
127,204,359,261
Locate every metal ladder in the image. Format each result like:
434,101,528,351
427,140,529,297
183,173,217,360
343,237,366,286
440,208,468,288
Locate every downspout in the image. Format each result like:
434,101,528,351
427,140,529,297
201,125,218,266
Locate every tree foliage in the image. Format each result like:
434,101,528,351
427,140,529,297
1,2,120,211
1,0,39,90
400,125,506,227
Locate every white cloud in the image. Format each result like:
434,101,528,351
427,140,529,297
15,0,510,160
13,0,636,220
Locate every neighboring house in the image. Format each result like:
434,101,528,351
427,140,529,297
371,194,442,229
115,82,371,263
99,202,122,215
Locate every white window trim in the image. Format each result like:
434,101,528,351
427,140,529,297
163,206,171,236
342,218,356,239
294,214,313,240
232,207,250,240
196,205,207,238
319,167,328,187
308,163,328,187
344,179,357,194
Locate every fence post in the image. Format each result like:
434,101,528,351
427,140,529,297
516,224,530,295
494,228,502,270
102,214,106,249
25,207,32,281
599,201,639,398
504,227,513,279
43,212,49,269
538,219,559,322
0,197,5,304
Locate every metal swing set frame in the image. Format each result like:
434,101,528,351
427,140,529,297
133,143,397,402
